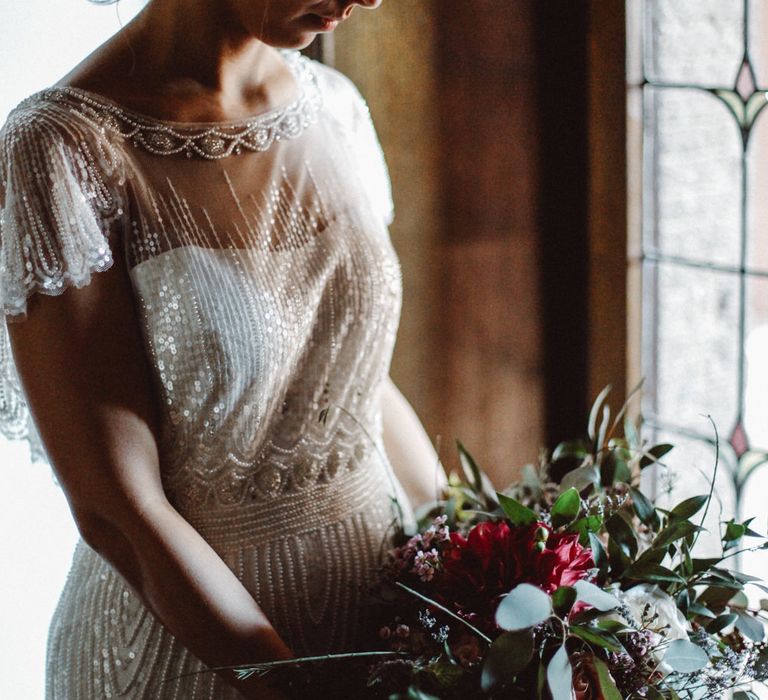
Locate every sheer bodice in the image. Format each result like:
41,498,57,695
0,50,413,698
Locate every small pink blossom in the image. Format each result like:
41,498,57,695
412,548,441,582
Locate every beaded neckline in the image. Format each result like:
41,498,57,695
36,51,322,160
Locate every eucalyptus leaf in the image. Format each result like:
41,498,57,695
733,690,761,700
496,584,553,631
573,580,619,611
706,613,738,634
687,602,716,619
546,644,574,700
736,612,765,642
480,630,534,692
664,639,709,673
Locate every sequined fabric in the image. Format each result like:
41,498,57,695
0,50,414,698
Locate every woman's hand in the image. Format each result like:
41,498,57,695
8,238,292,696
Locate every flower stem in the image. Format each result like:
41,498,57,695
394,581,493,644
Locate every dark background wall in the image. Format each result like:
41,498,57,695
333,0,627,487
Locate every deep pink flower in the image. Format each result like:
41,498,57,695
435,521,594,633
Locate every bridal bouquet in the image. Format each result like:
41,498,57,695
234,386,768,699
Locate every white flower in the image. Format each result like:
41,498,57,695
620,584,690,645
609,583,691,676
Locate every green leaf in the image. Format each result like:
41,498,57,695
551,488,581,527
536,659,546,700
588,532,608,575
606,513,638,558
640,443,673,469
623,562,685,584
560,463,599,493
593,656,623,700
687,602,716,619
571,515,603,545
551,586,577,617
736,612,765,642
724,521,747,543
402,688,441,700
733,691,761,700
552,439,589,461
457,440,498,507
632,547,667,569
670,495,708,520
457,439,482,491
644,688,666,700
691,557,722,574
601,451,631,487
480,630,534,692
653,521,701,549
573,580,619,611
426,660,464,689
546,644,573,700
630,487,659,529
698,585,739,611
597,619,631,634
664,639,709,673
588,385,612,442
496,584,553,631
570,625,623,652
497,493,538,527
729,590,750,609
706,613,738,634
608,537,632,577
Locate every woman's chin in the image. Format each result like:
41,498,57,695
260,28,322,51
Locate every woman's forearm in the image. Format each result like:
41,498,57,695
380,376,447,509
80,498,292,699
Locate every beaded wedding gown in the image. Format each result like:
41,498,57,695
0,50,415,698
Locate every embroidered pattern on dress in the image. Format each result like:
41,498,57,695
39,51,322,160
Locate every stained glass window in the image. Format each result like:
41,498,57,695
637,0,768,578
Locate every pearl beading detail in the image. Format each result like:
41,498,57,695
40,51,322,160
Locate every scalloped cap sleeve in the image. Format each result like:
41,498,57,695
314,62,395,227
0,102,124,319
0,98,124,459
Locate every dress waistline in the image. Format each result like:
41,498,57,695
179,461,398,550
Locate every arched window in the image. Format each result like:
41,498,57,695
630,0,768,583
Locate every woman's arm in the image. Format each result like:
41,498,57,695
8,244,291,699
380,375,447,509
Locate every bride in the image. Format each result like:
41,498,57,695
0,0,444,697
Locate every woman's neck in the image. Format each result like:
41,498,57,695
58,0,297,123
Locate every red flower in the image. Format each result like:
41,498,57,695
435,521,594,633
